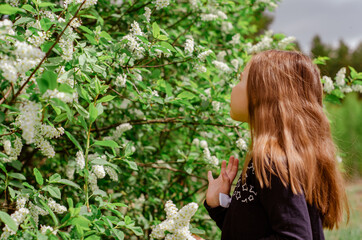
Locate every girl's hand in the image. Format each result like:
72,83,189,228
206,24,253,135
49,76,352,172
206,156,239,208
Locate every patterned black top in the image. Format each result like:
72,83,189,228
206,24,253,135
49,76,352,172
204,160,325,240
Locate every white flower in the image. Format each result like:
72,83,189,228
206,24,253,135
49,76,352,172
0,59,18,83
58,36,74,61
43,89,78,103
92,165,106,179
130,21,143,36
231,59,240,71
210,156,219,166
335,67,346,87
40,225,58,235
278,36,296,49
200,13,219,21
221,21,233,33
144,7,151,22
184,37,194,55
66,165,75,180
200,140,208,149
105,167,118,181
197,50,213,62
39,124,64,139
322,76,334,94
217,51,227,61
229,33,240,46
3,140,11,155
75,150,85,169
189,0,198,6
48,198,67,214
89,172,99,192
150,200,198,240
15,101,41,144
1,207,30,238
192,138,200,147
113,123,132,139
194,64,207,73
153,0,170,10
236,138,248,151
16,196,28,209
212,60,232,73
340,85,353,93
351,84,362,93
151,90,159,97
203,148,211,160
216,10,228,20
247,35,273,54
34,136,55,158
212,101,220,111
115,73,127,87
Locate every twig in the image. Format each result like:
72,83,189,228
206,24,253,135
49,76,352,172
0,83,13,105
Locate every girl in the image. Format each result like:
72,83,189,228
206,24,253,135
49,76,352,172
204,50,349,240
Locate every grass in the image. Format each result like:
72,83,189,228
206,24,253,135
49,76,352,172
324,179,362,239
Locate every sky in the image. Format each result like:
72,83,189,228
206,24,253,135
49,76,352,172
268,0,362,53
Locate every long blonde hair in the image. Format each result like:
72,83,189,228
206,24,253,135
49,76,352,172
241,49,349,229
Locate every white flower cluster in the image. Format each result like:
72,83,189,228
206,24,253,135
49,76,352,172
236,138,248,151
322,76,334,94
335,67,346,87
254,0,278,10
184,36,194,55
122,22,146,59
212,60,232,73
105,166,119,181
40,225,58,235
217,51,227,61
58,35,74,61
246,35,273,54
212,101,220,111
26,29,51,48
75,150,85,169
194,64,207,73
197,49,213,62
115,73,127,87
153,0,170,10
278,36,296,49
231,59,240,71
130,21,144,36
193,139,219,166
15,102,65,158
228,33,241,46
144,7,152,22
1,136,23,162
92,165,106,179
48,198,67,214
0,21,45,84
1,206,29,238
113,123,133,140
221,21,233,33
200,13,219,21
150,200,198,240
110,0,124,6
29,201,49,227
89,172,99,192
64,0,98,9
15,101,41,144
43,89,78,103
189,0,198,7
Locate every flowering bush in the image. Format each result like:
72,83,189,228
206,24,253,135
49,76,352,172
0,0,361,239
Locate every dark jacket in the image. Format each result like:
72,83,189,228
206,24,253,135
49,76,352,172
204,160,325,240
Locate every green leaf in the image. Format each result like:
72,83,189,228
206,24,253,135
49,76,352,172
0,211,18,232
100,31,112,40
128,226,143,236
89,104,98,123
74,103,89,118
93,140,119,148
55,179,81,190
160,42,176,52
65,131,83,151
49,173,61,182
111,229,124,240
176,91,196,99
8,173,26,180
157,35,168,41
39,2,56,7
22,4,36,13
97,95,116,103
79,26,93,34
44,185,61,199
152,22,160,38
37,71,57,94
34,168,44,185
123,160,138,171
0,4,25,15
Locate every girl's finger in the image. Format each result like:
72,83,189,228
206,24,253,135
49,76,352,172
207,171,214,182
226,155,234,173
221,160,227,179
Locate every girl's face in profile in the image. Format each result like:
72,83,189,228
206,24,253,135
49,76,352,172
230,62,250,123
